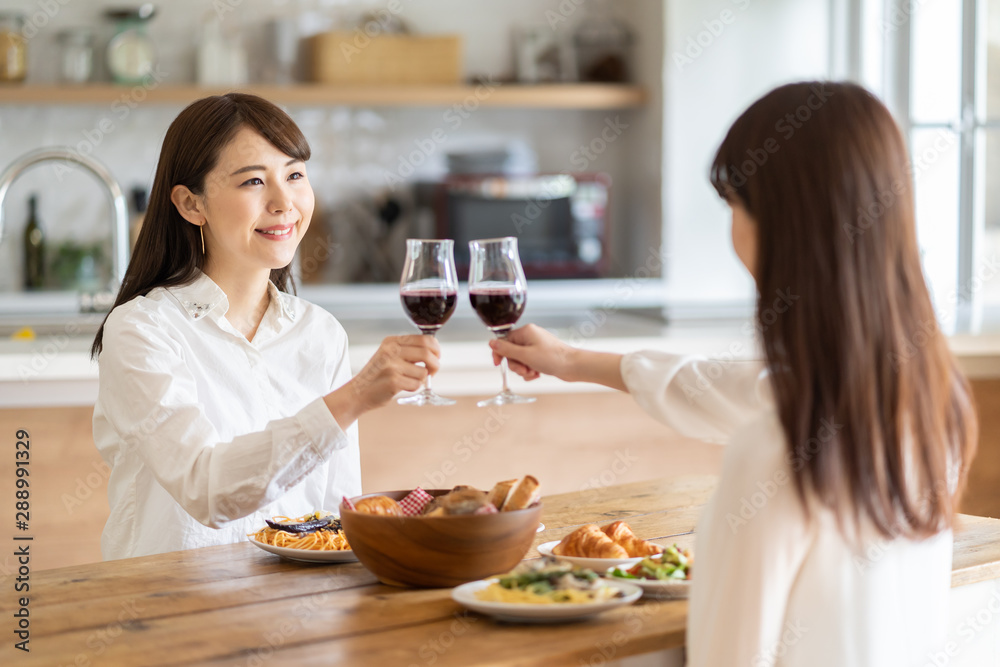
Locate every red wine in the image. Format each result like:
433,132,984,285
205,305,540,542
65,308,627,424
469,288,526,331
401,290,457,331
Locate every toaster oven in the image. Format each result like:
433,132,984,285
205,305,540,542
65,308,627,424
434,173,611,279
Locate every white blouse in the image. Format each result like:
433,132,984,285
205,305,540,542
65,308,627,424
93,271,360,560
621,350,952,667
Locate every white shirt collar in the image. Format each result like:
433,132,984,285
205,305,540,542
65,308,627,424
266,279,297,324
165,270,296,326
166,271,228,321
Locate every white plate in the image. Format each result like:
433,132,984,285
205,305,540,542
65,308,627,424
536,540,644,570
606,570,691,599
537,522,545,533
451,578,641,623
248,536,358,563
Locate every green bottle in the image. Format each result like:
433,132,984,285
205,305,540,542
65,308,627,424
23,194,45,290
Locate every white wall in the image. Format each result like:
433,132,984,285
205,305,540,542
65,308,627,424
0,0,662,290
661,0,831,308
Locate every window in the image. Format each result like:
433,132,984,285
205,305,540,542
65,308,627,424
907,0,1000,331
983,0,1000,314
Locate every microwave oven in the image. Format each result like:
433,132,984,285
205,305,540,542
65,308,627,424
433,173,611,279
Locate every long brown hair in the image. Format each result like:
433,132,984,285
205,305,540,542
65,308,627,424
710,82,977,539
91,93,311,358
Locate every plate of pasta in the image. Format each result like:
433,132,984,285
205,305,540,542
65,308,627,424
451,558,641,623
248,511,357,563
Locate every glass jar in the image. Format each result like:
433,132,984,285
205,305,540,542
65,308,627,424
58,28,95,84
0,13,27,84
105,5,156,85
573,0,634,83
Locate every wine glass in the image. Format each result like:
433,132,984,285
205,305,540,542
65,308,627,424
398,239,458,406
468,237,536,407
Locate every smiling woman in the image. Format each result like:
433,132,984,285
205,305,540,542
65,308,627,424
87,93,441,560
169,127,315,339
90,93,315,352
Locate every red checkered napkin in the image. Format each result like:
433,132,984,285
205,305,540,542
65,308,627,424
398,487,435,515
342,488,435,515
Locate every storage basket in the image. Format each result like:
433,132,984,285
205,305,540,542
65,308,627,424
307,32,462,85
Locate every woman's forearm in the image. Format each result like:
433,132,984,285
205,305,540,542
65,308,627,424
490,324,628,391
323,385,365,430
565,349,628,392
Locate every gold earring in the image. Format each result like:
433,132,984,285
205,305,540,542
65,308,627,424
200,226,205,255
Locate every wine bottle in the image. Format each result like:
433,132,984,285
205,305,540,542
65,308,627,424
23,194,45,290
130,185,147,249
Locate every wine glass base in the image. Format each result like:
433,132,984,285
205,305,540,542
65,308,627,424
398,391,456,407
476,391,536,407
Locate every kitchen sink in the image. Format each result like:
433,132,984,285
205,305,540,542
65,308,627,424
0,313,104,338
0,290,114,338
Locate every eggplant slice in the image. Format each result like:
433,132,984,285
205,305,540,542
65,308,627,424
265,515,342,534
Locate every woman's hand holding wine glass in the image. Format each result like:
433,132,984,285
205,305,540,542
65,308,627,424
488,324,570,381
487,324,628,392
397,239,458,406
468,237,536,407
324,334,440,427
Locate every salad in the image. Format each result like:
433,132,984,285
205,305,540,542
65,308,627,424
476,557,622,604
610,544,692,581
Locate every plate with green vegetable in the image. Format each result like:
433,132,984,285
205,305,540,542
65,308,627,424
606,544,692,599
453,558,642,623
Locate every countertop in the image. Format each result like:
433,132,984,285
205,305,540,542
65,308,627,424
5,475,1000,666
3,304,1000,408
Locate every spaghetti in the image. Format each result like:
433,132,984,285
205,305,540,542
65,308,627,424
250,513,351,551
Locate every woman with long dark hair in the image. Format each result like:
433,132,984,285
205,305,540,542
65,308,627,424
492,82,978,664
92,93,438,559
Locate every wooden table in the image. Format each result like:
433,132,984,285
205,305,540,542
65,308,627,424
5,476,1000,666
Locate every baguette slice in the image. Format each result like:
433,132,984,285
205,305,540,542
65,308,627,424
487,479,518,510
501,475,541,511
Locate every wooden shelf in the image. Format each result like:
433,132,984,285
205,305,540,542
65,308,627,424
0,83,647,109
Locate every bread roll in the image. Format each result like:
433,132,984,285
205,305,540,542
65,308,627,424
354,495,403,516
501,475,540,511
487,479,517,510
422,488,492,516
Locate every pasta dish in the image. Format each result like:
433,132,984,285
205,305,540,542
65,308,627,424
250,511,351,551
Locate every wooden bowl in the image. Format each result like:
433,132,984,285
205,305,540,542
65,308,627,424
340,489,542,588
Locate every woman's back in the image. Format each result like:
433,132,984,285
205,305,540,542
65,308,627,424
622,350,953,665
688,407,951,666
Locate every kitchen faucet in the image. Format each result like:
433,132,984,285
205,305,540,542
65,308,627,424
0,147,129,310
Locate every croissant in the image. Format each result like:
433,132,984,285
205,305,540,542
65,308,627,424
354,495,403,516
601,521,662,557
552,524,629,558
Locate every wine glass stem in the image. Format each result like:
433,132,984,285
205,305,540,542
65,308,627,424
422,331,435,394
497,331,510,394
